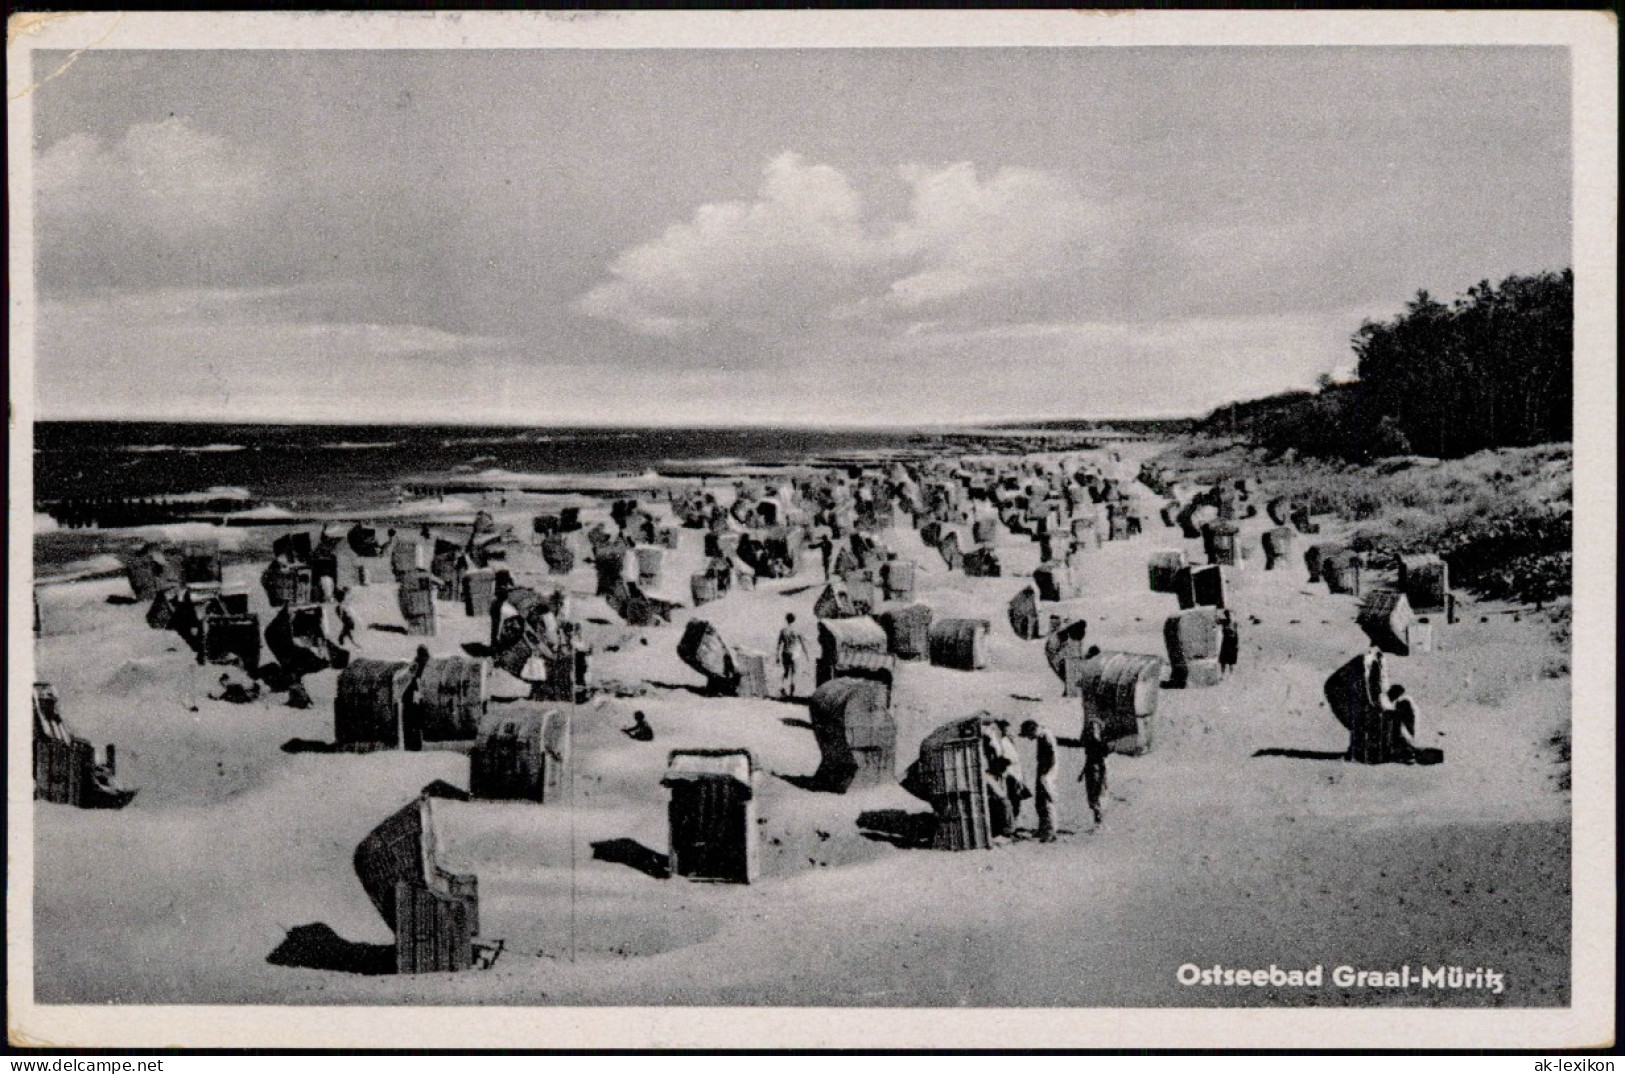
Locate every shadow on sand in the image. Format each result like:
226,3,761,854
1252,747,1350,761
267,923,394,975
646,680,715,698
591,838,670,880
856,809,936,850
105,594,142,606
774,770,845,794
281,738,387,755
1255,746,1445,766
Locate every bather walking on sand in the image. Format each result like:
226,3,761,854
777,613,808,698
1078,714,1110,827
334,588,359,649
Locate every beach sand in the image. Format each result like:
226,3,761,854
30,442,1570,1007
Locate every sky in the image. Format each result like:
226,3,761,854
27,46,1572,424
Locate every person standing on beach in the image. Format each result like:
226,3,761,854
400,645,431,750
818,536,834,580
416,526,434,571
777,613,808,698
1019,719,1059,843
1077,714,1110,827
980,723,1014,839
1356,644,1391,762
1219,612,1239,678
334,588,359,649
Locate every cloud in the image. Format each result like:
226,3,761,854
577,152,883,336
32,116,470,314
885,162,1102,310
33,118,311,296
577,152,1108,338
37,118,271,252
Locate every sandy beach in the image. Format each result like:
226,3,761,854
30,439,1571,1008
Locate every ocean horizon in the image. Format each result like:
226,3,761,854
33,420,1150,508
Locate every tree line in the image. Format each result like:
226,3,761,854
1202,269,1573,460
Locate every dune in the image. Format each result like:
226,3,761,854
99,658,175,698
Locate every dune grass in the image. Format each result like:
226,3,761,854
1146,439,1573,606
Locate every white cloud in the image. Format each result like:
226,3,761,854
886,162,1102,309
37,118,270,240
577,152,1107,338
577,152,881,336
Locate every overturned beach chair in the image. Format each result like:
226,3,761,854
676,619,767,698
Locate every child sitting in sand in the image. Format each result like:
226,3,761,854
210,665,260,705
1385,685,1422,763
623,711,654,742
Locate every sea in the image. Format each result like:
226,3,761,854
32,422,944,512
